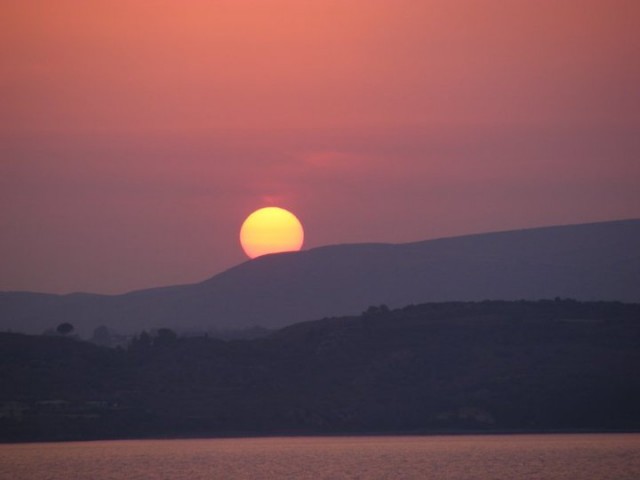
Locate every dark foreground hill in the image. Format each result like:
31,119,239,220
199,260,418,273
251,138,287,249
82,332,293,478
1,219,639,336
1,300,639,442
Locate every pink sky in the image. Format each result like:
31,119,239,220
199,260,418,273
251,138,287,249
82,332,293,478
2,0,639,293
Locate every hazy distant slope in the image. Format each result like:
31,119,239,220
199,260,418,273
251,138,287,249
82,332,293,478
1,219,639,334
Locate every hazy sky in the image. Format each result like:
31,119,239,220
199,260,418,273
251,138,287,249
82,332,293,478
2,0,639,294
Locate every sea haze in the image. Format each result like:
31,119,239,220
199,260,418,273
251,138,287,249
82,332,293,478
0,219,638,336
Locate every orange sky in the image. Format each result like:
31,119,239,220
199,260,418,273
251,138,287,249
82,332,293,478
2,0,639,293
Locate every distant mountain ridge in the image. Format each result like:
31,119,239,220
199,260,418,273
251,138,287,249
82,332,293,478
1,219,639,335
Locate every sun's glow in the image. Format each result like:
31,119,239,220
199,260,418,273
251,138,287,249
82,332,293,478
240,207,304,259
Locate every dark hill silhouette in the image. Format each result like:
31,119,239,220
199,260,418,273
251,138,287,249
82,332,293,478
1,219,639,335
1,300,639,441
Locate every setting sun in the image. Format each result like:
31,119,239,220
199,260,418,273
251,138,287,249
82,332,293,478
240,207,304,259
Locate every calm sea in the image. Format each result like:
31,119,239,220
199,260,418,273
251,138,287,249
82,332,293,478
1,434,639,479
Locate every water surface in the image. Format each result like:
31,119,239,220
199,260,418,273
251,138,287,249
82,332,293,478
1,434,639,479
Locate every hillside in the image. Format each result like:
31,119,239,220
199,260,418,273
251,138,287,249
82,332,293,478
1,300,639,442
1,219,639,335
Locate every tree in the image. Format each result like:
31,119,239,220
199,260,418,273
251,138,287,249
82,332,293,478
91,326,111,347
154,328,178,347
129,331,152,351
362,305,390,317
56,322,74,336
